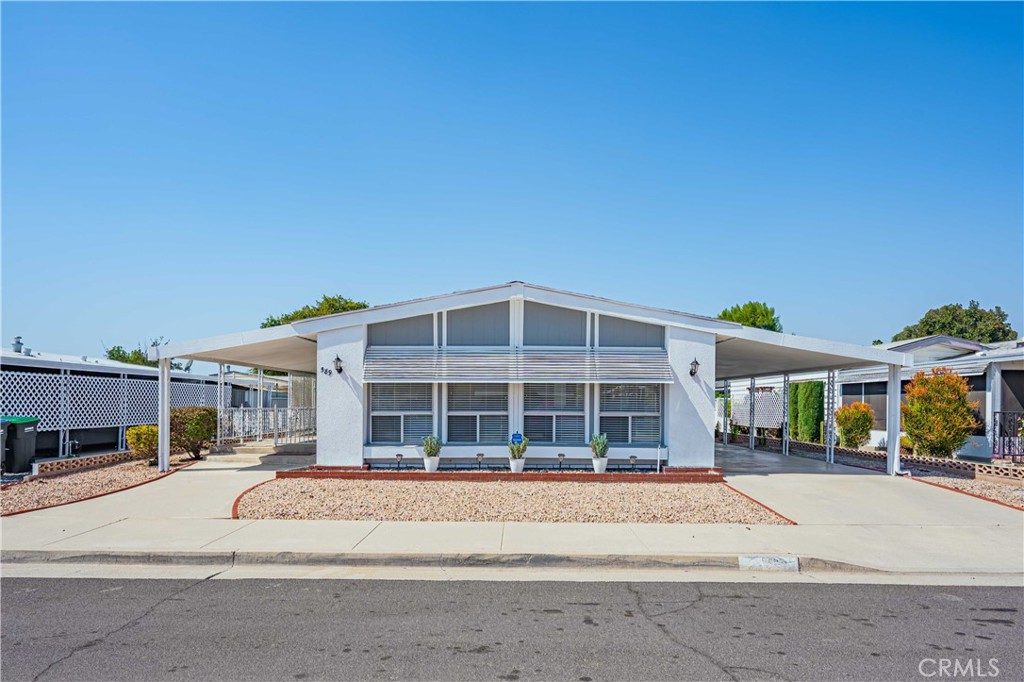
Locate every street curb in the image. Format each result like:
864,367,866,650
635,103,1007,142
0,549,880,573
0,461,198,518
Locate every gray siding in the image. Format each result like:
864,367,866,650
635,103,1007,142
523,302,587,346
1002,370,1024,413
368,314,434,346
447,302,510,346
599,315,664,348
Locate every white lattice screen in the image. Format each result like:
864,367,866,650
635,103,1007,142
726,390,787,429
1,370,228,432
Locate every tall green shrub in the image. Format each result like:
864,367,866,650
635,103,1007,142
788,383,801,437
796,381,824,442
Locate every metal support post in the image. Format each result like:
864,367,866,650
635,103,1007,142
824,370,837,464
782,373,790,456
886,364,902,475
722,380,731,445
748,377,756,450
216,363,224,446
157,358,172,472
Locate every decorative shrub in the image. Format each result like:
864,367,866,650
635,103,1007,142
422,435,441,457
126,425,159,465
589,433,609,459
835,402,874,448
508,437,529,459
788,383,801,437
901,368,980,458
170,406,217,460
796,381,824,443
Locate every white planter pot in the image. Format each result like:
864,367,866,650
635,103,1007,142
592,457,608,474
423,456,440,473
509,457,526,473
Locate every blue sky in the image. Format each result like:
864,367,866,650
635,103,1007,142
3,2,1021,363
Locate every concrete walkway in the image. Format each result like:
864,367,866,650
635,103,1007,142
2,450,1022,579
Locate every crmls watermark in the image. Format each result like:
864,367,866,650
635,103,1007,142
919,658,1000,678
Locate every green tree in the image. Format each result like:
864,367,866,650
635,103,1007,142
788,383,801,438
718,302,783,332
901,368,980,458
262,294,369,328
796,381,824,443
892,301,1017,344
104,338,181,369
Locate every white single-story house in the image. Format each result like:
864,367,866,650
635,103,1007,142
149,282,909,473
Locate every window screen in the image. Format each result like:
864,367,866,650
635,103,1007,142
523,384,586,444
369,384,434,444
446,383,509,443
599,384,661,445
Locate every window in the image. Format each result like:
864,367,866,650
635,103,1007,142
369,384,433,444
599,384,661,444
447,384,509,443
523,383,586,444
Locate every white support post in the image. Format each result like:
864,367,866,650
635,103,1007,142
216,363,224,446
886,363,902,475
986,364,1002,456
273,406,279,447
825,370,837,464
157,358,172,472
782,373,790,456
722,380,731,445
748,378,755,450
258,368,264,440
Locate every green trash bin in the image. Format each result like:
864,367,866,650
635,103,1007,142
3,416,40,474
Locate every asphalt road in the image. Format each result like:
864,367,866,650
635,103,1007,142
2,578,1021,681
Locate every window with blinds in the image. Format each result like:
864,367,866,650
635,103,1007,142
369,384,434,444
599,384,662,444
523,383,586,444
446,383,509,443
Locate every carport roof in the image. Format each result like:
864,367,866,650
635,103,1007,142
150,282,908,377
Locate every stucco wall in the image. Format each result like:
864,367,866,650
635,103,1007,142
665,325,716,467
316,326,366,466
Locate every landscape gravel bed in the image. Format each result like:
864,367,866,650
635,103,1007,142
1,455,192,515
790,448,1024,509
235,478,788,524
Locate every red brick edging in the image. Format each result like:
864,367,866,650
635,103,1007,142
722,483,798,525
274,467,725,484
1,461,197,517
909,477,1024,512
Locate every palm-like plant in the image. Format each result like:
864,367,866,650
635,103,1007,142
508,437,529,459
590,433,609,459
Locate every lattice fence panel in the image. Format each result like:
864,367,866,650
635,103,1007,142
730,390,786,429
0,372,63,430
66,375,124,429
124,378,159,426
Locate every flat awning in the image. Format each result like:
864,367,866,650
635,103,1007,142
363,347,675,383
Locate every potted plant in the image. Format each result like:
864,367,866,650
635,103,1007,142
421,435,442,473
508,436,528,473
589,433,609,473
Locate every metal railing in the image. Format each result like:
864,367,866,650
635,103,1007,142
219,407,316,446
992,411,1023,461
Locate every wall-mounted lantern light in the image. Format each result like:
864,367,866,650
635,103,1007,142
689,358,700,377
333,355,344,374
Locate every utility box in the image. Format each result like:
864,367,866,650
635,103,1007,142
2,416,40,474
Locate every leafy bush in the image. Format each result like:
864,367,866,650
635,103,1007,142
796,381,824,442
508,437,529,459
589,433,609,459
170,406,217,460
422,435,442,457
835,402,874,448
902,368,980,458
127,425,159,464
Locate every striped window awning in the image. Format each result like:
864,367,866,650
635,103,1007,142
363,347,675,383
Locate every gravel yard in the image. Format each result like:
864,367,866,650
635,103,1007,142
1,455,192,515
235,478,789,524
791,448,1024,510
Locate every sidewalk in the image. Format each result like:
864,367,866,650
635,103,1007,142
2,455,1022,580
